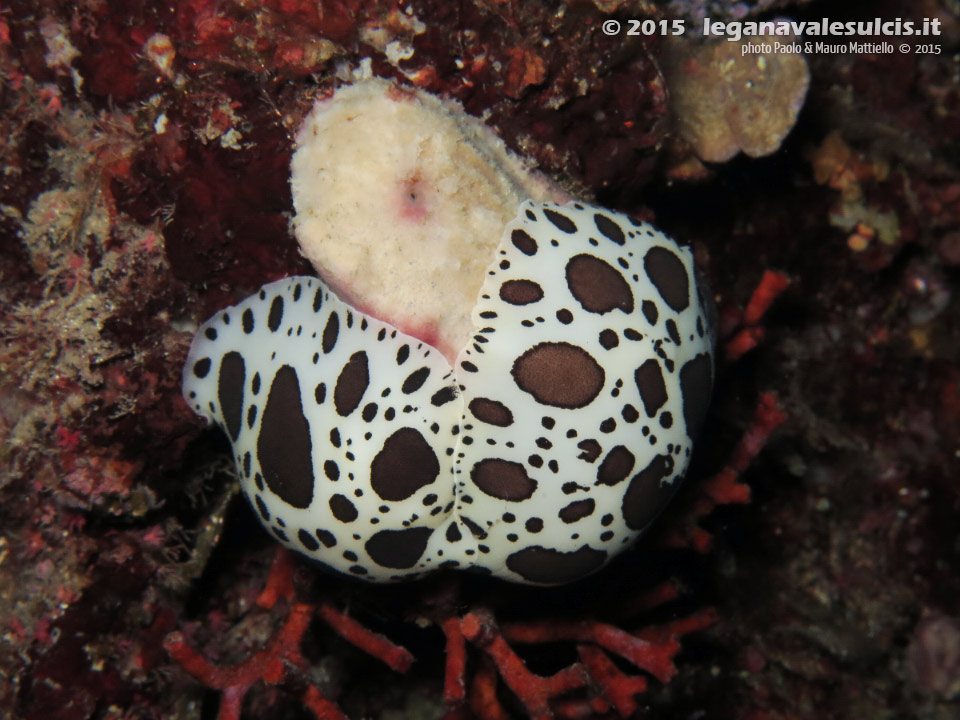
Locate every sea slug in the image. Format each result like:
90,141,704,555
183,79,715,585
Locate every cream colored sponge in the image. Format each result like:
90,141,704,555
291,78,565,361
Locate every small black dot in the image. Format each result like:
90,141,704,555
298,529,319,551
324,460,340,481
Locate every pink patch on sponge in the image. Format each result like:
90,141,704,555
396,173,430,223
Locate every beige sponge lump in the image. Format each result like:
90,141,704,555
290,78,565,361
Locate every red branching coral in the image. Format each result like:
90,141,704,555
662,392,788,554
317,604,414,673
164,604,324,720
433,581,723,720
723,270,791,362
164,546,412,720
458,610,589,720
459,612,679,719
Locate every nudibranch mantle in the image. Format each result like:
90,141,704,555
183,199,715,585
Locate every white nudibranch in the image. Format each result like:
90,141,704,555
182,79,715,585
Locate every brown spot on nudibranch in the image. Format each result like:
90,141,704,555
431,386,457,406
298,528,320,551
365,526,433,569
543,208,578,233
468,397,514,427
334,351,369,416
329,494,359,522
643,246,690,312
499,279,544,305
193,357,211,378
634,358,668,418
257,365,314,509
559,499,595,523
370,427,440,501
599,329,618,350
506,545,607,584
565,254,634,314
218,351,246,441
322,312,339,354
268,296,284,332
511,228,538,256
470,458,537,501
641,299,658,326
666,319,681,346
461,516,487,539
594,213,625,245
577,439,602,463
316,529,336,548
512,342,604,409
401,367,430,394
596,445,635,486
622,454,675,530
